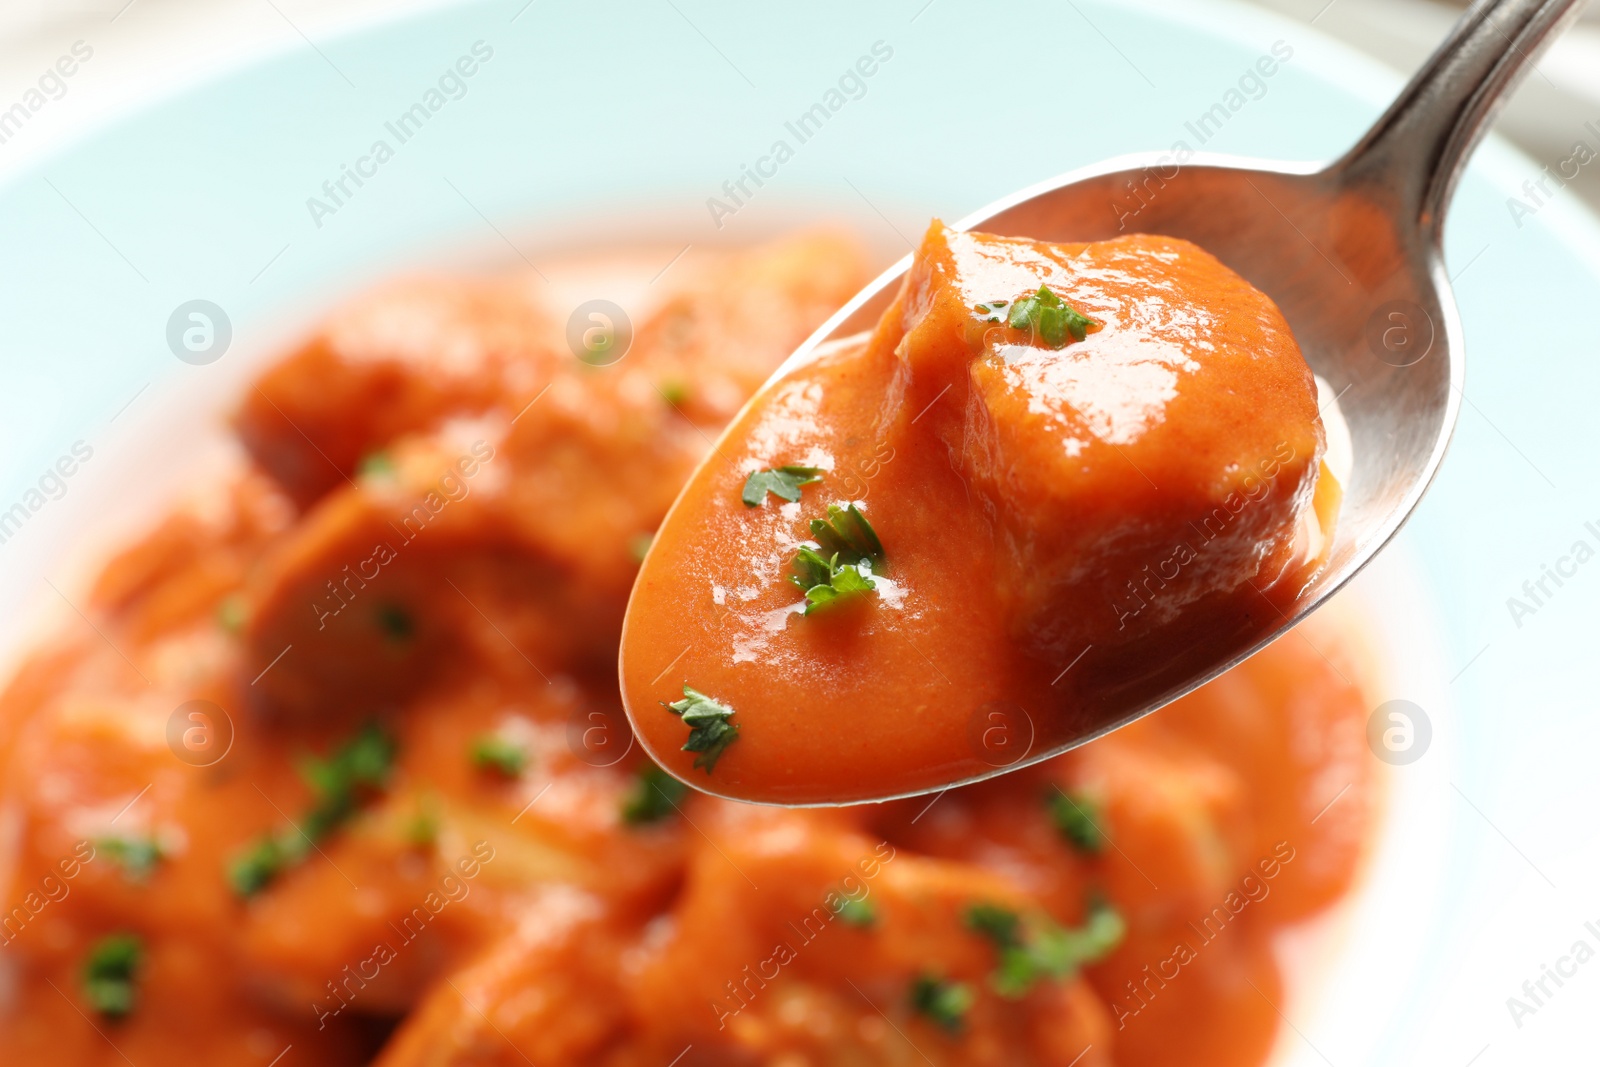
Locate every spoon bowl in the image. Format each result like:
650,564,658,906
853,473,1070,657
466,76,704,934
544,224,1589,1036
626,0,1582,803
771,153,1463,772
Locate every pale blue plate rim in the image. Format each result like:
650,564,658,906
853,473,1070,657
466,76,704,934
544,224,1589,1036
0,2,1594,1063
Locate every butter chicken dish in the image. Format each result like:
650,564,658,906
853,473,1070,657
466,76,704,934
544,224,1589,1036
0,226,1376,1067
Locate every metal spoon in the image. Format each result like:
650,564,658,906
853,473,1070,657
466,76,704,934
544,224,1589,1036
719,0,1581,800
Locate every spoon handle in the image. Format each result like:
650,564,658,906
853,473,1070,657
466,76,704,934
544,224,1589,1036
1336,0,1585,238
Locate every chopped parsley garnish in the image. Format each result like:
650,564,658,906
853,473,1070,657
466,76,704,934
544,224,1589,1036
789,546,877,614
375,604,415,642
470,734,529,779
976,286,1097,348
299,722,397,834
789,546,838,591
96,836,164,882
964,899,1125,998
82,933,143,1020
406,794,441,849
228,722,396,897
741,465,822,507
1049,790,1106,854
357,450,395,478
910,974,974,1033
663,685,739,773
787,503,884,614
835,895,878,928
809,502,883,562
621,761,689,825
965,902,1023,945
216,593,247,634
229,837,286,897
660,379,690,407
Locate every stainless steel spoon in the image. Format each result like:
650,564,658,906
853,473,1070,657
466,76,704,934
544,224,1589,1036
735,0,1582,800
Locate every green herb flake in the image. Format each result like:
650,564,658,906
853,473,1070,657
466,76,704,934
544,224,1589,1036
357,450,395,478
788,502,884,615
789,545,836,591
663,685,740,773
964,898,1126,998
375,604,415,643
82,933,143,1020
96,836,164,883
660,379,690,407
788,546,877,615
809,503,883,562
621,761,689,825
835,895,878,928
965,902,1022,945
301,722,396,806
470,735,529,779
741,465,823,507
999,286,1098,348
228,837,288,897
228,722,397,898
216,593,248,634
406,794,441,849
909,974,974,1034
1030,899,1125,973
1049,790,1107,854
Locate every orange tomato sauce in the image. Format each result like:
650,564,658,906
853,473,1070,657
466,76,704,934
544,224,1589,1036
0,227,1375,1067
621,221,1337,804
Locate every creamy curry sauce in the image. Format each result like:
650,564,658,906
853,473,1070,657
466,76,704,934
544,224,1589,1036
0,228,1375,1067
621,222,1340,805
